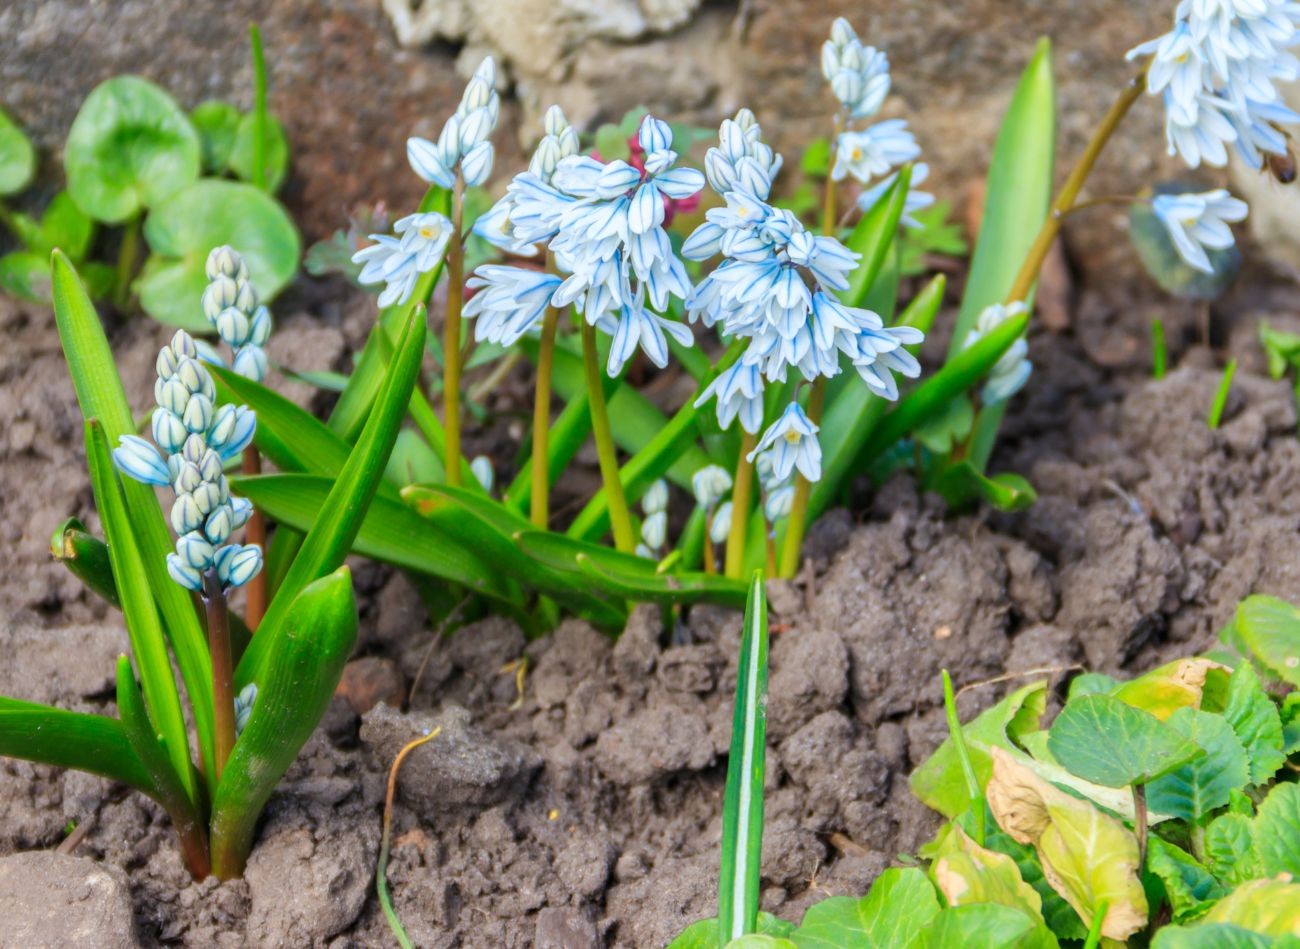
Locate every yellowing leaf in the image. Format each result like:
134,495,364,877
987,748,1148,941
1203,878,1300,936
932,825,1044,924
1112,658,1229,721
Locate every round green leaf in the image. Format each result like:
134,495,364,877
138,179,299,330
1048,694,1204,788
0,107,36,196
1233,596,1300,688
228,112,289,193
1255,782,1300,878
65,76,200,223
190,100,241,174
1146,707,1250,822
0,251,52,303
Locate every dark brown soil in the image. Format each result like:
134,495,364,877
2,273,1300,947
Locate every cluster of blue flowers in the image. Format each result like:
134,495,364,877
1130,0,1300,171
822,18,933,228
200,246,272,381
353,58,501,307
466,115,704,375
113,328,262,594
684,108,923,484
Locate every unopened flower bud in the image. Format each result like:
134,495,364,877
642,479,669,515
232,346,268,382
171,494,204,535
166,552,204,591
710,501,733,546
216,307,251,347
205,245,248,282
641,510,667,551
249,306,273,346
470,455,495,493
175,531,215,570
203,275,240,321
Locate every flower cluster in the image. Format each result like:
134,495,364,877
407,57,499,188
1152,187,1249,273
685,110,923,482
113,330,262,593
465,115,702,374
822,18,932,228
637,478,670,559
200,246,272,382
353,212,455,307
1129,0,1300,170
964,302,1032,405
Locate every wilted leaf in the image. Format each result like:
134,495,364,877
986,748,1148,941
1204,812,1262,887
910,680,1047,818
790,868,940,949
0,106,36,196
1254,782,1300,878
1047,693,1204,787
1145,837,1226,922
65,76,200,222
1111,658,1228,720
1203,878,1300,937
138,179,299,330
1146,708,1250,822
931,825,1044,923
1232,596,1300,688
1221,661,1286,785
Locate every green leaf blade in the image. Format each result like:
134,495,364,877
1047,694,1204,788
1146,707,1251,822
0,697,152,794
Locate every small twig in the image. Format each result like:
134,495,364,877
408,595,471,706
1133,784,1148,868
954,664,1085,698
56,813,96,855
378,727,442,949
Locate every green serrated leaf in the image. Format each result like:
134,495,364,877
1147,707,1251,822
1130,184,1240,301
1202,878,1300,937
667,914,796,949
1205,812,1263,886
0,107,35,196
1232,596,1300,688
139,179,299,331
1047,693,1204,788
65,76,200,223
914,903,1055,949
1254,782,1300,878
790,868,940,949
1146,837,1227,922
1222,661,1286,785
719,573,769,943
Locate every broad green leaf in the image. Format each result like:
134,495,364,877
1284,693,1300,753
910,680,1047,818
84,421,194,801
211,568,357,878
234,304,424,687
503,378,614,514
931,824,1044,923
1152,923,1276,948
1222,661,1286,784
1145,837,1226,922
914,903,1055,949
1232,596,1300,688
985,748,1148,941
0,251,51,302
666,914,796,949
1047,694,1204,788
1205,812,1262,886
719,573,769,944
0,696,152,793
915,395,974,454
1147,708,1250,822
114,656,208,878
190,100,242,173
50,252,214,779
1203,878,1300,937
0,107,35,195
948,39,1055,354
386,429,444,486
33,192,95,260
139,179,299,330
931,461,1038,513
1068,673,1118,700
1254,782,1300,877
790,868,940,949
65,76,200,223
1112,658,1229,720
228,112,289,193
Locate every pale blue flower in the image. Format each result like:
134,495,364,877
748,402,822,483
832,120,921,183
964,302,1032,405
640,510,667,551
857,162,936,229
764,484,796,522
470,455,495,492
606,292,695,376
694,360,766,434
704,109,783,199
353,211,454,308
642,478,669,515
408,57,499,187
710,501,733,545
821,18,891,120
1152,188,1248,272
691,465,732,509
462,266,563,346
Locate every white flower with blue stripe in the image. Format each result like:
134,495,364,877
1152,188,1249,272
748,402,822,483
821,18,892,120
407,57,499,188
353,211,455,308
964,302,1032,406
200,246,272,382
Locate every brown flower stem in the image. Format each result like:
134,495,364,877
204,571,236,781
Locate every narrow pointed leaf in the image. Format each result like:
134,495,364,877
719,572,769,944
211,568,358,878
50,516,119,607
0,696,152,793
840,166,912,308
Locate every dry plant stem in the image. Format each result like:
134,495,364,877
581,320,637,552
1133,784,1148,867
204,572,237,780
530,304,561,528
378,726,443,949
725,430,759,579
778,377,826,578
443,174,467,487
1004,74,1146,306
241,447,266,629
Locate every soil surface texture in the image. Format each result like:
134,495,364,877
1,272,1299,947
